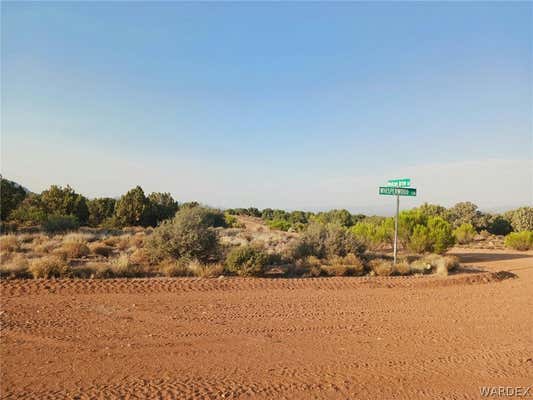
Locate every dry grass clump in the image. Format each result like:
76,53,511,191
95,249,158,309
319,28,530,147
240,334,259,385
29,255,69,278
33,239,61,255
158,259,192,277
60,241,90,259
117,235,132,251
131,233,145,248
89,242,114,257
370,259,394,276
409,259,432,274
289,255,322,277
109,254,145,277
323,253,366,276
187,259,224,278
422,254,460,275
0,234,20,253
129,248,150,266
0,254,30,279
393,260,411,276
103,236,120,247
63,232,97,243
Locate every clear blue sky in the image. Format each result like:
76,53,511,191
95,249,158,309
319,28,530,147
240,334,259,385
2,2,532,213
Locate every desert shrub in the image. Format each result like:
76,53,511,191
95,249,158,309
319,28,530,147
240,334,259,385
29,255,69,278
43,214,79,233
146,207,220,263
90,243,114,257
60,241,90,259
427,217,455,254
454,223,476,244
292,223,365,261
508,207,533,232
225,245,269,277
408,225,432,253
504,231,533,251
369,259,393,276
0,254,30,278
0,234,20,253
116,235,131,251
267,219,291,231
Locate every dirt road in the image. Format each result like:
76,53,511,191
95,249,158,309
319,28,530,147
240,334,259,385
1,249,532,399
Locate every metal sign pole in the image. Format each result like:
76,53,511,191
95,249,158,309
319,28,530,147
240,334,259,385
393,193,399,265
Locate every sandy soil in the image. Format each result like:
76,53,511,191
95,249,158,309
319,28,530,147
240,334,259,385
1,248,532,399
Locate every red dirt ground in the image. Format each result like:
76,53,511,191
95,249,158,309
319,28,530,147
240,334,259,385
1,248,532,399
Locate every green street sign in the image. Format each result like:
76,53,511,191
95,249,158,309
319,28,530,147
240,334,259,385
387,178,411,187
379,186,417,196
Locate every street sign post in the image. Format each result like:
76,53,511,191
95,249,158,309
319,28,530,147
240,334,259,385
379,180,417,265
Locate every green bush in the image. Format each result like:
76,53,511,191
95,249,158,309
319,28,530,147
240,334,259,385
267,219,291,231
427,217,455,254
408,224,432,253
43,215,79,233
145,206,220,263
454,223,476,244
292,223,365,260
351,221,392,250
225,245,269,276
504,231,533,251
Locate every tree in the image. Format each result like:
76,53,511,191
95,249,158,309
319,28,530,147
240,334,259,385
145,192,179,226
87,198,116,227
447,202,488,231
487,215,512,236
7,194,47,227
1,178,27,221
114,186,150,227
508,207,533,232
40,185,89,225
417,203,447,219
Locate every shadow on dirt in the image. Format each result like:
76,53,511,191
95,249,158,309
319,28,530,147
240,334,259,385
452,252,532,263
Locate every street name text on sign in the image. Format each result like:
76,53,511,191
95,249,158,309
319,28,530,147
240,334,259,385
387,178,411,187
379,178,417,265
379,187,416,196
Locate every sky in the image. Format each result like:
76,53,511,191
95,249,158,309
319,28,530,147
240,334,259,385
1,2,532,215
